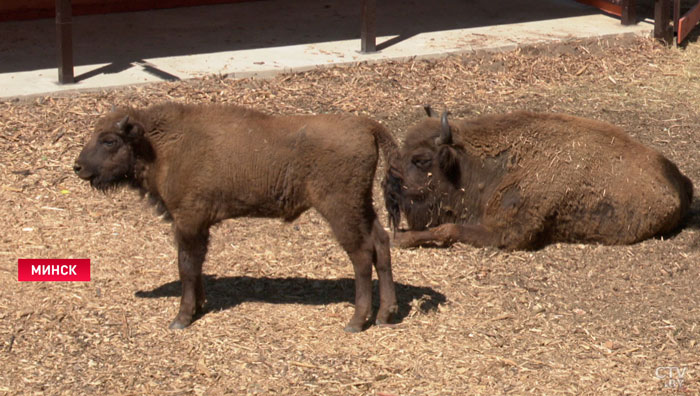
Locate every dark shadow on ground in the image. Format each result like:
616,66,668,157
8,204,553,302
0,0,604,74
135,275,447,326
74,59,181,82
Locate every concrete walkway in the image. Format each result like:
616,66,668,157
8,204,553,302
0,0,653,99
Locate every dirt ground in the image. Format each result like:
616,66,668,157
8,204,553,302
1,33,699,395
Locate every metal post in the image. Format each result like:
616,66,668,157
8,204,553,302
360,0,376,53
654,0,673,43
621,0,637,25
56,0,74,84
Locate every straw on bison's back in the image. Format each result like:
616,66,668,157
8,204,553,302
385,111,693,250
74,103,399,332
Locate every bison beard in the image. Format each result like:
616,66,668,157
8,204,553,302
385,110,694,250
74,103,399,332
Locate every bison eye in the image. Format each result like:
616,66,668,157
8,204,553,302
412,157,432,170
101,138,117,148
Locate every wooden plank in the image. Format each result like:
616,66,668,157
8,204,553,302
56,0,74,84
574,0,623,17
360,0,376,53
678,0,700,44
2,0,250,22
654,0,673,42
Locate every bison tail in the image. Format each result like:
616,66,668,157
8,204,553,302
372,123,399,164
382,167,403,233
371,122,401,231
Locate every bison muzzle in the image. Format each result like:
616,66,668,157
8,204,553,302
384,108,694,250
75,103,399,332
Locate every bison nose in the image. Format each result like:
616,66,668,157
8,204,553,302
73,163,82,174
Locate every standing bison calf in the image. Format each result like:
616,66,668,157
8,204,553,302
74,103,398,332
384,109,693,250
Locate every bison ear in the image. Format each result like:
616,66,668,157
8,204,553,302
116,115,144,140
438,145,460,185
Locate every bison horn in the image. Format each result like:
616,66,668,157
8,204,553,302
435,111,452,145
423,105,437,118
116,115,130,131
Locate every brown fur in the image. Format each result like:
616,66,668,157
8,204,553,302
74,103,399,332
385,111,694,250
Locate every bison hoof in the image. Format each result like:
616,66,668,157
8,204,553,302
168,319,190,330
343,323,363,333
375,316,399,329
375,318,390,326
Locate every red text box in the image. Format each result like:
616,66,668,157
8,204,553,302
18,259,91,281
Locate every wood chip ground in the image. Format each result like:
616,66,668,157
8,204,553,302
1,34,699,395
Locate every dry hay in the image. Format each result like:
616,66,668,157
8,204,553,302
0,34,699,395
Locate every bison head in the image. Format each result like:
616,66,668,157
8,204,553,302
384,110,462,231
74,111,151,191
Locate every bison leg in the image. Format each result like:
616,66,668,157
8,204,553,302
371,218,398,326
342,220,397,332
318,202,397,332
342,216,398,332
394,223,497,248
169,228,209,330
344,246,374,333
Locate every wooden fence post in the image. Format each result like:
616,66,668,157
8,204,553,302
56,0,74,84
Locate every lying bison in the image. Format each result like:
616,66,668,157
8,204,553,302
384,108,693,250
74,103,398,332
